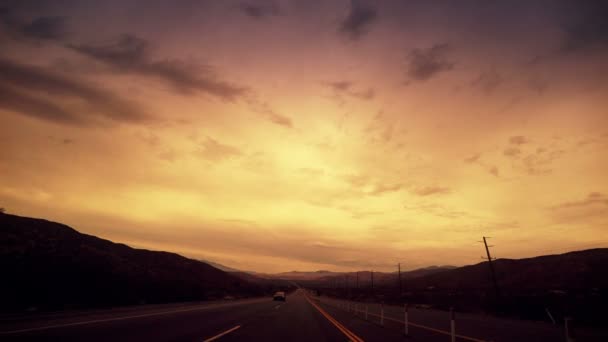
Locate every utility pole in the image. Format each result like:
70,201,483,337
356,272,359,289
481,236,500,298
371,270,374,292
346,274,349,298
398,263,402,295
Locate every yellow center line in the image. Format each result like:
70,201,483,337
305,295,364,342
203,325,241,342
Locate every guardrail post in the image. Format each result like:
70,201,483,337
450,307,456,342
365,305,369,321
380,303,385,326
404,303,409,336
565,317,574,342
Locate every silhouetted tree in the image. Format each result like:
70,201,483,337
0,207,5,214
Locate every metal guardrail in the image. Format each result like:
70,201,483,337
314,296,490,342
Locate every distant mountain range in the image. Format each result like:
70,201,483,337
300,250,608,292
261,266,458,282
199,261,459,282
200,249,608,292
0,214,265,312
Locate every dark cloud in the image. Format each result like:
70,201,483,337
239,1,280,19
471,70,502,94
0,57,149,125
528,78,549,95
342,173,370,187
246,99,293,128
403,203,469,220
503,147,521,157
327,81,351,92
549,193,608,224
198,137,242,162
463,153,481,164
509,135,529,145
369,183,403,196
411,186,451,196
553,192,608,209
70,34,287,127
0,83,79,124
21,16,68,40
559,1,608,53
68,34,247,101
325,81,375,100
363,111,397,144
406,44,453,81
47,136,75,144
521,148,564,175
462,153,500,177
339,0,377,40
264,111,293,127
0,5,68,42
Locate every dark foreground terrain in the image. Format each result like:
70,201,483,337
0,214,267,312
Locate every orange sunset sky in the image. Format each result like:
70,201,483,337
1,1,607,273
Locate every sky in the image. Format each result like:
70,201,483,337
1,0,608,273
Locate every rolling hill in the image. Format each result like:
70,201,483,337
405,248,608,291
0,213,263,313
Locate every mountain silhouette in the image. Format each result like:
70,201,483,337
0,214,262,312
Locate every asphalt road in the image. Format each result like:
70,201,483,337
0,289,400,342
2,289,605,341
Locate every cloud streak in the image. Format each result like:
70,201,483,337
406,44,453,81
68,34,248,101
339,0,377,40
325,81,375,101
198,137,242,162
21,16,69,41
0,57,150,125
0,83,79,124
411,186,451,196
0,6,69,42
239,1,280,19
551,192,608,210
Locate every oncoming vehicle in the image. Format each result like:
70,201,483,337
272,291,286,301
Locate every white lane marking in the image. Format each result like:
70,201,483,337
0,299,267,334
274,304,281,310
203,325,241,342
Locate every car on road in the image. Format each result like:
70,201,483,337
273,291,286,301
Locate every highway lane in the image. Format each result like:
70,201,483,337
317,296,608,342
10,288,599,342
0,289,403,342
0,297,278,341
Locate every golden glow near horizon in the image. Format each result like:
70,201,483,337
1,1,608,272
